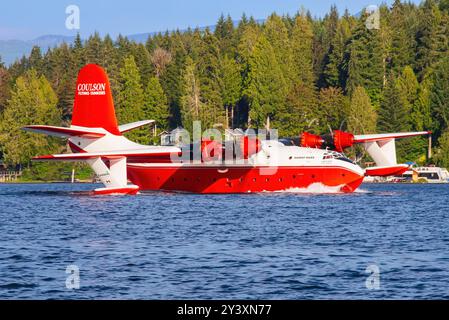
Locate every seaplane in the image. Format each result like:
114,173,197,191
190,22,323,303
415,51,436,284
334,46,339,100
23,64,430,195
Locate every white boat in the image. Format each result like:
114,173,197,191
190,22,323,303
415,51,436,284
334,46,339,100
402,166,449,183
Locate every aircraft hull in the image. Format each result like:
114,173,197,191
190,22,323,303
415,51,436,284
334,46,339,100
127,164,364,194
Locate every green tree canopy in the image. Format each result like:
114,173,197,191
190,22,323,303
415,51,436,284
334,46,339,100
0,61,10,113
433,129,449,168
144,76,170,134
243,34,287,128
378,74,411,133
317,87,350,131
116,55,146,143
347,86,377,134
430,56,449,138
290,14,315,87
197,30,226,128
220,55,242,128
345,15,385,108
0,69,61,165
180,57,204,132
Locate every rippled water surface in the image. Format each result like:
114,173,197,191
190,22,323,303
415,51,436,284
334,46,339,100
1,183,448,299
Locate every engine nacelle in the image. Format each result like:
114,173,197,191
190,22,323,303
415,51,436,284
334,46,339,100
333,130,354,152
300,132,324,149
300,130,355,152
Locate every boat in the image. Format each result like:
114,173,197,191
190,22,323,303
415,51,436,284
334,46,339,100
401,166,449,183
22,64,430,195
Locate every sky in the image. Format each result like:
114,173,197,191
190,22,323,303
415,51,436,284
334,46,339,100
0,0,423,40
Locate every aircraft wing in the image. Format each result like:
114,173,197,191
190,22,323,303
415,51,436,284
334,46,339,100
33,147,181,162
118,120,155,133
356,131,431,174
23,125,106,138
354,131,430,143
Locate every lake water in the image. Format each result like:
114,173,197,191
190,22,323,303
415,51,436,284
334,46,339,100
0,183,448,299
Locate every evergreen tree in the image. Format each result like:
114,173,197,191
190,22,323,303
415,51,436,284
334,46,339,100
434,129,449,168
215,14,236,57
0,70,61,165
116,55,147,143
345,15,385,108
317,87,350,131
377,66,420,137
44,43,77,121
413,79,432,131
144,76,170,134
160,44,186,128
220,55,242,128
279,82,317,136
97,35,120,102
319,5,339,87
279,14,317,135
395,66,429,162
0,58,10,113
180,57,203,132
323,17,351,88
72,33,84,67
197,30,225,128
130,43,153,86
28,46,43,73
440,0,449,12
348,86,377,134
264,14,294,84
396,66,419,109
235,25,261,127
378,75,410,133
243,34,286,128
116,34,132,61
430,56,449,137
388,1,418,74
324,5,340,44
415,0,448,79
84,32,103,65
290,14,315,87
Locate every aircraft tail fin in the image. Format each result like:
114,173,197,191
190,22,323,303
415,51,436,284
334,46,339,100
71,64,121,135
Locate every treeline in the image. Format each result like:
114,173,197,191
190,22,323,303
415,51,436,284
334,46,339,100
1,0,449,168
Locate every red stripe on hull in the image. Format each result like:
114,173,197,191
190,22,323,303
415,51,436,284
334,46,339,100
127,166,364,194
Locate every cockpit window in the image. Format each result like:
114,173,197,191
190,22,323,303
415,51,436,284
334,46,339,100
323,151,355,164
336,156,355,164
279,139,296,146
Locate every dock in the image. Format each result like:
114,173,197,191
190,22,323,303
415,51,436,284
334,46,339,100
0,171,22,182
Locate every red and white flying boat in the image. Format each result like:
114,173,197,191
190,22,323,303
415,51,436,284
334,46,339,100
23,64,430,195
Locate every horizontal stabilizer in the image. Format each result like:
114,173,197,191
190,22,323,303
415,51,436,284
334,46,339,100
23,125,106,138
32,147,180,162
354,131,430,143
118,120,155,133
365,164,409,177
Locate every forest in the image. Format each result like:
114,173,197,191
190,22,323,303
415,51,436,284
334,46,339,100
0,0,449,179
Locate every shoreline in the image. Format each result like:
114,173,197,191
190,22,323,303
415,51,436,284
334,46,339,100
0,180,94,184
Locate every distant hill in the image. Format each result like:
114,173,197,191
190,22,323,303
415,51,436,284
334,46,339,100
0,20,252,66
0,35,76,66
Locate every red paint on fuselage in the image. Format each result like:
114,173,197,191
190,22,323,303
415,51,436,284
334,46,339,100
127,165,364,194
